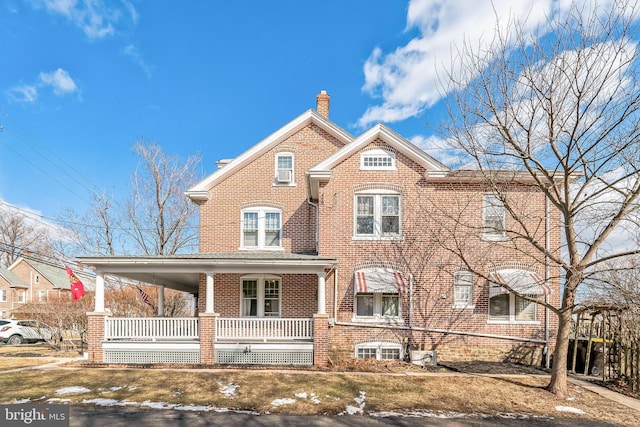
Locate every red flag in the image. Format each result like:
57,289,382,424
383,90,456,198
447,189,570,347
65,265,85,301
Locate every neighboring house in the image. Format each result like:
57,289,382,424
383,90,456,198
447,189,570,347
1,257,94,318
78,91,560,367
0,269,29,318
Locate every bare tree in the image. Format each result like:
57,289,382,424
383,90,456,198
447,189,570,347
125,139,201,255
439,0,640,396
0,208,60,267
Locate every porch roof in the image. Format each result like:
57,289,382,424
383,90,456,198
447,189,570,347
76,252,336,293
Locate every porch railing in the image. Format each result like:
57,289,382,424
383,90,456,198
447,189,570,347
216,317,313,341
104,317,199,341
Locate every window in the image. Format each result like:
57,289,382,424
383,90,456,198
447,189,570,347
275,153,294,184
482,194,506,240
453,271,473,307
34,274,40,284
355,293,400,319
355,342,402,360
241,276,281,317
17,290,25,303
241,208,282,249
0,289,6,302
489,293,537,322
361,149,396,170
38,290,47,302
355,193,401,238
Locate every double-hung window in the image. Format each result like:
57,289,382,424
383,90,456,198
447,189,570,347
241,275,281,317
38,290,47,302
356,293,400,318
241,208,282,249
0,289,6,302
489,294,537,322
482,194,506,240
355,193,401,238
275,153,294,184
453,271,473,308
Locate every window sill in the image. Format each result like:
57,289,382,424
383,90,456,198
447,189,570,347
238,247,284,251
352,236,404,242
452,304,475,309
272,183,297,187
350,316,404,325
481,235,509,242
487,320,541,325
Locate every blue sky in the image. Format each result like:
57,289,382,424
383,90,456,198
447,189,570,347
0,0,610,222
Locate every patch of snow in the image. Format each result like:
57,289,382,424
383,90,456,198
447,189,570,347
271,398,296,407
294,391,320,404
83,398,128,406
555,406,586,414
354,390,366,406
141,401,178,410
342,390,366,415
46,398,71,403
110,386,124,392
12,398,33,404
55,386,91,394
175,405,212,412
566,396,577,401
345,405,363,415
295,392,308,399
220,383,239,397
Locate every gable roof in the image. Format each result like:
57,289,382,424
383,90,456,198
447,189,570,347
8,258,95,291
186,109,354,202
0,269,28,288
307,123,450,198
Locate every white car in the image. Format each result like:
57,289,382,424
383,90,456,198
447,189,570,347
0,319,60,345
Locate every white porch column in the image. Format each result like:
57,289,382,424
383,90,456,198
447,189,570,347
317,272,326,314
157,286,165,316
95,270,105,312
205,272,214,313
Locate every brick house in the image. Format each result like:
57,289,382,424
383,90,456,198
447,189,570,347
78,91,560,366
0,257,94,318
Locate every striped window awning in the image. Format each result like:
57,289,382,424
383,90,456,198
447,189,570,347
354,268,406,293
488,269,552,297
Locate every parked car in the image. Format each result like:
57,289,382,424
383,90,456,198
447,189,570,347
0,319,61,345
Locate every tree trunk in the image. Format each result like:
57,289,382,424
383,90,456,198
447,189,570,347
547,308,572,397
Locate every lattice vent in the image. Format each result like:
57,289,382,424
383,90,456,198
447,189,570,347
216,350,313,366
104,350,200,364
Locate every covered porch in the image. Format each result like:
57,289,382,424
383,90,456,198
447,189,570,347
77,252,335,366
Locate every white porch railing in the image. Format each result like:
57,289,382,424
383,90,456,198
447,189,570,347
216,318,313,341
105,317,199,341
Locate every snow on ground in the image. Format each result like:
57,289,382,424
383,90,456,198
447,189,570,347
219,383,239,397
555,406,586,414
271,398,296,406
55,386,91,394
343,390,366,415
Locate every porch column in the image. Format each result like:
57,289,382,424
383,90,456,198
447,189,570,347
157,286,165,316
317,272,326,314
205,272,214,313
199,312,219,365
94,270,105,312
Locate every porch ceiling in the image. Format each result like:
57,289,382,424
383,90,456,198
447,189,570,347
76,252,337,293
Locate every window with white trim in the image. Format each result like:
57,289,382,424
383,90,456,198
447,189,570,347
275,153,294,184
360,149,396,170
489,294,537,322
17,290,25,303
241,275,281,317
355,342,402,360
241,208,282,249
355,193,401,238
482,194,506,240
38,290,47,302
34,274,40,284
355,293,400,318
453,271,473,307
0,289,6,302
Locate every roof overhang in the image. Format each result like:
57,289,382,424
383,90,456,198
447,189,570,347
76,252,337,293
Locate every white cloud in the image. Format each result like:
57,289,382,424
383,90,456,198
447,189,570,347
7,84,38,103
39,68,79,95
7,68,79,103
35,0,137,39
358,0,574,127
123,44,154,79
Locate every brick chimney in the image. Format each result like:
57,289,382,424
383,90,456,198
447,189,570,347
316,90,330,118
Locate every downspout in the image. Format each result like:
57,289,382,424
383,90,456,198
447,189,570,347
307,198,319,253
545,194,551,368
409,274,414,329
333,268,338,321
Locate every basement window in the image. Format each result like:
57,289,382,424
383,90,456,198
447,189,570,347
355,342,402,360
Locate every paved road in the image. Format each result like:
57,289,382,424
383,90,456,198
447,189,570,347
69,405,625,427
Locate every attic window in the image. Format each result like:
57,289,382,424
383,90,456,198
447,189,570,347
361,149,396,170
